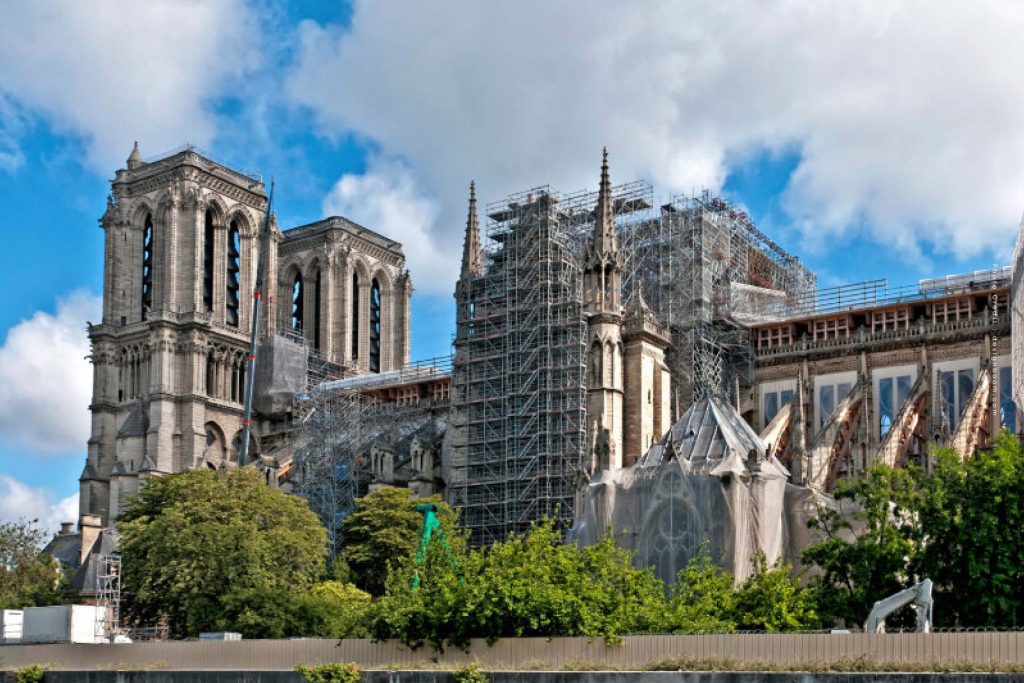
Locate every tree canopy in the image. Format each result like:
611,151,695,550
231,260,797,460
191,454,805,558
338,486,459,596
0,519,64,609
118,468,330,637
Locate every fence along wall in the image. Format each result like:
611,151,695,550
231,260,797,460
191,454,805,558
3,634,1024,671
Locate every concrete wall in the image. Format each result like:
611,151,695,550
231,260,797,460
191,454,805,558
4,634,1024,672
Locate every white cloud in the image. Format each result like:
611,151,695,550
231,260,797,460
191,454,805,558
0,476,79,531
322,157,448,290
0,0,260,172
0,291,100,455
289,1,1024,290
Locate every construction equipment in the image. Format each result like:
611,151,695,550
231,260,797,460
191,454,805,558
411,502,454,590
865,578,934,633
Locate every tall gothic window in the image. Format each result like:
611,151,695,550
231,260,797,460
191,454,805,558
141,213,153,320
351,273,360,359
313,270,322,351
291,273,304,332
203,210,214,311
226,220,241,327
369,278,381,373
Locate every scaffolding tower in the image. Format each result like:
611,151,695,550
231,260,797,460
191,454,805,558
450,182,653,545
94,548,121,642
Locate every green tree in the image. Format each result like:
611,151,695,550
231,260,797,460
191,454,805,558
802,463,922,627
0,519,64,609
118,468,328,637
339,487,459,596
663,547,736,633
731,553,817,632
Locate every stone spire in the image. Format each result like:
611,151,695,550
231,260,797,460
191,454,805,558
460,180,483,278
592,147,618,257
126,141,144,170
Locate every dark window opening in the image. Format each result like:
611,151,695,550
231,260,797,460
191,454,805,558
226,221,240,327
291,273,304,332
314,270,322,351
351,273,360,359
370,278,381,373
141,214,153,319
203,210,214,311
206,355,215,398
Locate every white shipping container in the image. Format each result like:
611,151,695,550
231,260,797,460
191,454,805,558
22,605,107,644
0,609,23,643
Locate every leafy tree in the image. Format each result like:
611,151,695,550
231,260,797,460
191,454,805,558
732,553,818,632
0,519,64,609
339,487,459,596
118,468,328,637
802,463,922,627
663,546,736,633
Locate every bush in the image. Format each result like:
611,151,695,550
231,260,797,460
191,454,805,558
15,664,46,683
295,662,360,683
453,663,488,683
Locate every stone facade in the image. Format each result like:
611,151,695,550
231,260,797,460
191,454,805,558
79,144,411,535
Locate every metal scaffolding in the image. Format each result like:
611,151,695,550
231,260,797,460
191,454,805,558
620,191,816,412
94,548,121,642
450,182,653,545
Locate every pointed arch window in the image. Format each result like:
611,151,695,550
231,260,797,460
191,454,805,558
203,210,214,311
351,273,360,359
291,273,304,332
313,269,322,351
141,213,154,320
369,278,381,372
226,221,241,327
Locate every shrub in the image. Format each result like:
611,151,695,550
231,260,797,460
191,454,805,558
15,664,46,683
453,663,488,683
294,662,360,683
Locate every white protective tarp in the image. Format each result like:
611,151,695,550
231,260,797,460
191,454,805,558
570,396,816,584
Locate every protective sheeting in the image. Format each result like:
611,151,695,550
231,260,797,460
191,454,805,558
254,334,309,416
570,396,817,584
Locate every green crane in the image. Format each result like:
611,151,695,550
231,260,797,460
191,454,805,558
411,502,455,590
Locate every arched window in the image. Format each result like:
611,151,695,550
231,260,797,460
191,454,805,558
351,273,360,359
141,213,153,320
291,273,304,332
203,210,214,311
206,354,215,398
369,278,381,372
313,269,322,351
226,220,240,327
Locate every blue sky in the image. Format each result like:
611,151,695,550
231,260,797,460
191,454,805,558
1,1,1022,527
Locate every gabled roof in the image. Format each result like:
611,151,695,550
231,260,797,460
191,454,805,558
116,401,148,438
634,396,789,479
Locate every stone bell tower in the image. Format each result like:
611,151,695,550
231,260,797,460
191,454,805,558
81,144,275,529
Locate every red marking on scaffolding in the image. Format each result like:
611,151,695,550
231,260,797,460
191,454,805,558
253,290,262,300
242,419,252,426
247,354,255,361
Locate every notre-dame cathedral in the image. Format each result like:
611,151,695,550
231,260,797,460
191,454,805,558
78,144,411,539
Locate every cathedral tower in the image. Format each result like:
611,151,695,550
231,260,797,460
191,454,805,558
583,149,624,470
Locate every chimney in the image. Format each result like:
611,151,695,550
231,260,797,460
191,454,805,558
59,522,74,536
79,514,103,565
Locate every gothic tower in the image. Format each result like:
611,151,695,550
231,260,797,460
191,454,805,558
583,149,624,470
82,144,274,529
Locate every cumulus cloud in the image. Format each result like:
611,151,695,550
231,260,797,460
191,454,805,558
0,291,100,455
322,157,448,289
0,0,260,171
289,1,1024,290
0,476,79,531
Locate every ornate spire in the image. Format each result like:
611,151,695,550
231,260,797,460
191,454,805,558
126,141,144,170
460,180,483,278
593,147,617,255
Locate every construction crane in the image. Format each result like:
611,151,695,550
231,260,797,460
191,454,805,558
865,578,934,633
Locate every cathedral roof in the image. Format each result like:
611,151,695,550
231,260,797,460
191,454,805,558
116,401,148,438
634,396,789,479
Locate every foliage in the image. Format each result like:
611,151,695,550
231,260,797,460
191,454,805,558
453,663,488,683
0,519,65,610
802,463,922,627
117,468,328,638
309,580,372,638
731,553,818,632
15,664,46,683
803,431,1024,629
339,487,459,596
663,546,736,633
370,522,668,651
294,662,360,683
